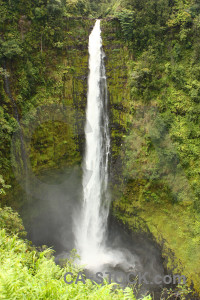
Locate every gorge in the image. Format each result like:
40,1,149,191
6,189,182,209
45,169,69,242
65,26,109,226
0,1,200,299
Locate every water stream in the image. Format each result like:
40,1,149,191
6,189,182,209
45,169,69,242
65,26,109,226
74,19,111,269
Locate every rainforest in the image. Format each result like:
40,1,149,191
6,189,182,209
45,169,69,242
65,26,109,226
0,0,200,299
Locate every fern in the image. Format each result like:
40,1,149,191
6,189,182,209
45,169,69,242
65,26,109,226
0,226,152,300
124,287,137,300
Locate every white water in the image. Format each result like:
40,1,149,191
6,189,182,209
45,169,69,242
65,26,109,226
74,20,136,272
74,20,111,268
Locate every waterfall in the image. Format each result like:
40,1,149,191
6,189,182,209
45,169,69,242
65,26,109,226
74,20,136,273
75,20,111,268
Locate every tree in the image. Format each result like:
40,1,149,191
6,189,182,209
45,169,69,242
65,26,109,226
0,39,22,60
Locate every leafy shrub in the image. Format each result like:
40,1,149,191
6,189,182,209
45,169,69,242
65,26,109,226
0,206,151,299
0,206,26,237
0,39,22,60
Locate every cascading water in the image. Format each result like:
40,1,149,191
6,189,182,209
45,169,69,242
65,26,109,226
74,20,138,274
75,19,111,268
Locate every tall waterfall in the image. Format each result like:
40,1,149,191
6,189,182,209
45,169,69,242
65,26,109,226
75,20,111,268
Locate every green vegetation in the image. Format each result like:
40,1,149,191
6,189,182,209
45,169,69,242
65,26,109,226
100,0,200,296
0,0,200,298
0,0,95,209
0,207,151,300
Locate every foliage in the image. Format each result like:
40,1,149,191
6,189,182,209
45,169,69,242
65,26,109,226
100,0,200,295
109,0,200,209
0,0,200,297
115,9,135,40
0,39,22,60
0,207,150,299
0,176,11,196
0,0,94,194
0,206,26,237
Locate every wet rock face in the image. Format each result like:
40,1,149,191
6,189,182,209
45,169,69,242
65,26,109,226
101,20,131,186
